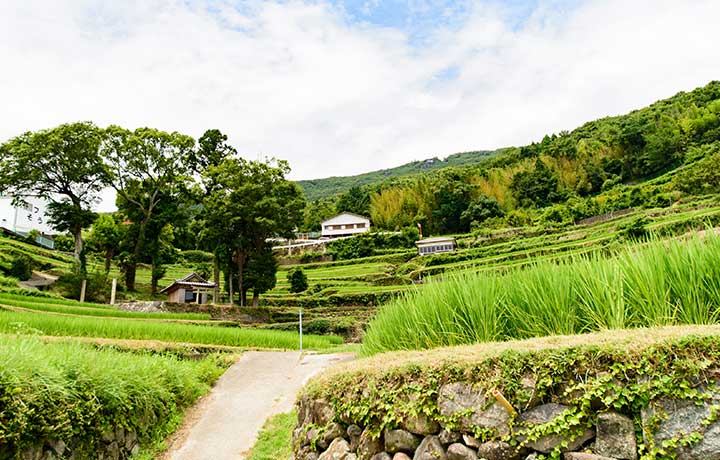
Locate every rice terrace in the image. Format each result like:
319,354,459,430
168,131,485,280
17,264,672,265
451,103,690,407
2,2,720,460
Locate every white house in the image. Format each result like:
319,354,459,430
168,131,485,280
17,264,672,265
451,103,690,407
415,237,456,256
0,195,55,235
321,213,371,238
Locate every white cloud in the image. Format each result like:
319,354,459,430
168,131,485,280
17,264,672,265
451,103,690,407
1,0,719,212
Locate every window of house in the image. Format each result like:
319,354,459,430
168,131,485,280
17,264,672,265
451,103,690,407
185,290,197,302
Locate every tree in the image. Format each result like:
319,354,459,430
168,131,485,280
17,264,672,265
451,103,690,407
460,195,504,229
431,174,473,234
243,243,278,306
101,126,195,290
193,129,237,172
202,158,305,306
0,122,107,272
86,214,122,273
336,186,370,215
288,268,308,293
195,129,237,301
510,159,565,208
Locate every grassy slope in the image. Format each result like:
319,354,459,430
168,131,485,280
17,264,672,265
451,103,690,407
297,149,502,201
0,335,231,456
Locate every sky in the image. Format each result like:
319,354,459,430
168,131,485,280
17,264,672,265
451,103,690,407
1,0,719,209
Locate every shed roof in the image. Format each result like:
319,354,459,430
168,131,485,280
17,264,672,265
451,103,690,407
160,272,217,293
415,237,457,245
321,212,370,225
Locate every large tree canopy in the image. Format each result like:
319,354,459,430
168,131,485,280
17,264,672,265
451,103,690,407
202,157,305,306
101,126,195,290
0,122,107,271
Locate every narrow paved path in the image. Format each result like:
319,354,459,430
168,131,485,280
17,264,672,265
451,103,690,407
166,351,352,460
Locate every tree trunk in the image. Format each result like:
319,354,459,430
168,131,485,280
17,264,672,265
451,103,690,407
127,215,149,291
150,256,159,295
73,226,84,273
212,254,220,304
236,249,246,307
104,248,113,273
227,262,234,306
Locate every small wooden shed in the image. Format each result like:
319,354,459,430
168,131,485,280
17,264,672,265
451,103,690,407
160,272,216,304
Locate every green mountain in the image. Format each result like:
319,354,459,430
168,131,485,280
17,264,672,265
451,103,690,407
296,149,503,201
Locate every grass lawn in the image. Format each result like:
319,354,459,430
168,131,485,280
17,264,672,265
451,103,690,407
247,411,296,460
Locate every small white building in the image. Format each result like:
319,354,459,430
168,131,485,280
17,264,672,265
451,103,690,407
321,213,371,238
0,195,55,235
416,237,456,256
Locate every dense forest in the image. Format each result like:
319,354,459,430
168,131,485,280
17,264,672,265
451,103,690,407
300,81,720,235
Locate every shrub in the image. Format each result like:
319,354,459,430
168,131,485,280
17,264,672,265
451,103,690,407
328,235,375,260
8,255,33,281
619,216,650,239
288,268,309,293
52,233,75,252
180,250,215,264
56,269,110,303
300,251,326,264
673,147,720,195
24,229,40,245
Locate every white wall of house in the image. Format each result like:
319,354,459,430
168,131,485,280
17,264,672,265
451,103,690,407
0,195,55,234
321,213,371,238
416,238,456,255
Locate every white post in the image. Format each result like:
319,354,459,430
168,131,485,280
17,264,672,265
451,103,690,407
299,307,303,353
110,278,117,305
80,279,87,303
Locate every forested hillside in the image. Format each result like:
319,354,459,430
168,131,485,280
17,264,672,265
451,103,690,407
300,81,720,234
297,149,501,201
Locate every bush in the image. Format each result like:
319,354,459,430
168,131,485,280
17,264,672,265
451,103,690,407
327,235,375,260
56,269,110,303
52,233,75,252
619,216,650,239
288,268,309,293
180,250,215,264
300,251,326,264
8,255,34,281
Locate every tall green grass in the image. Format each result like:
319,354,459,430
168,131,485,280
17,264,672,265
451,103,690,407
362,233,720,355
0,309,342,350
0,334,228,455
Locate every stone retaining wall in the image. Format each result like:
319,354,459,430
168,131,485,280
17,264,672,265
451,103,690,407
12,427,139,460
295,381,720,460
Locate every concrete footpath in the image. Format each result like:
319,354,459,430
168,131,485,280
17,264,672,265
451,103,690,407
166,351,352,460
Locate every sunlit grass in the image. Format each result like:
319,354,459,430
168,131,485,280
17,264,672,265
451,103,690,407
362,232,720,355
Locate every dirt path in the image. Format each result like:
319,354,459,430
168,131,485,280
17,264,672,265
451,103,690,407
164,351,353,460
